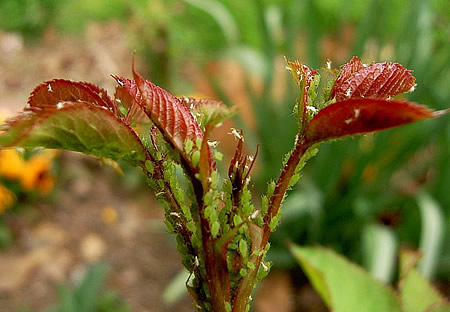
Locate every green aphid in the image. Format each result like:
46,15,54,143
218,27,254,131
195,138,203,149
269,213,281,231
210,171,219,189
144,160,154,175
257,261,271,281
214,151,223,161
241,202,254,218
211,220,220,238
186,221,196,233
233,215,242,227
261,195,269,216
191,150,201,167
204,191,214,205
118,105,128,117
204,206,218,222
288,173,300,188
239,239,248,258
185,139,194,154
267,181,276,196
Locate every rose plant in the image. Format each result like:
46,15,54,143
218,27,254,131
0,56,447,311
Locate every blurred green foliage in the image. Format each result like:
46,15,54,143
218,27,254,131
0,0,59,37
0,0,448,283
47,263,131,312
0,0,126,38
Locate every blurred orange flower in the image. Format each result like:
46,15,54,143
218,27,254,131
0,147,56,195
20,151,56,194
0,149,26,179
0,112,56,198
0,184,15,215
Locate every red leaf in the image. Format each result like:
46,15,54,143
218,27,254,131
305,98,437,144
332,61,416,101
112,76,139,109
130,69,213,172
28,79,115,111
77,81,116,109
329,56,364,100
133,72,204,148
0,102,146,163
112,76,149,123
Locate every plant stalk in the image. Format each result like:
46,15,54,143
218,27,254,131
232,139,311,311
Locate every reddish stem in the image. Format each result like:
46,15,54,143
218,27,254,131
232,139,311,311
263,139,311,243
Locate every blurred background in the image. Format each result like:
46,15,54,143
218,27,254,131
0,0,448,311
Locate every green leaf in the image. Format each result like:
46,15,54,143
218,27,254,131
416,192,445,279
180,96,235,130
362,224,397,283
427,304,450,312
399,249,449,312
290,245,402,312
162,269,190,305
58,285,77,312
0,102,146,164
75,263,108,312
182,0,239,43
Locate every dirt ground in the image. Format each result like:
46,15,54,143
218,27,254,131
0,152,194,312
0,22,327,312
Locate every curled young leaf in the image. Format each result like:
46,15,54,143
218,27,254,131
228,129,258,198
0,102,146,164
305,98,438,144
329,56,364,100
28,79,115,111
112,76,149,124
285,59,318,131
332,59,416,102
